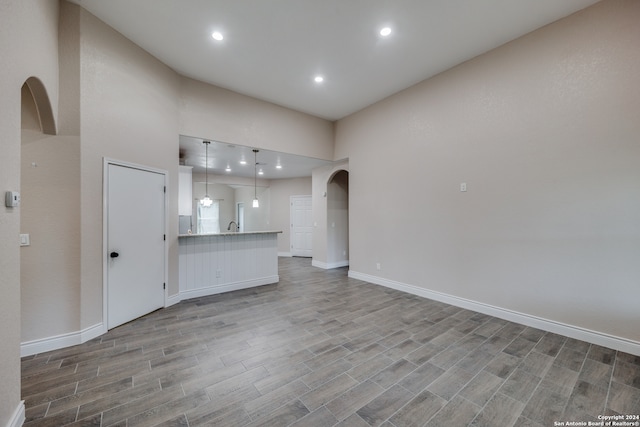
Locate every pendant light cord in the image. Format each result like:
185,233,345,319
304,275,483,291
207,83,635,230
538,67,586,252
253,149,259,207
204,141,209,196
253,149,258,199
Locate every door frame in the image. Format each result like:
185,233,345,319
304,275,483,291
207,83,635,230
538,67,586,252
102,158,168,331
290,195,313,257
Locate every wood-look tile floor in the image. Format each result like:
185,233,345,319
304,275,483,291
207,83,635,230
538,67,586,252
22,257,640,426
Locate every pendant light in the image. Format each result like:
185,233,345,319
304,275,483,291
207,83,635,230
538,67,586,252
200,141,213,207
252,149,259,208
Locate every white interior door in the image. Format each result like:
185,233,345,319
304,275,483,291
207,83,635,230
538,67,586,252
237,202,244,232
106,162,166,329
291,195,312,257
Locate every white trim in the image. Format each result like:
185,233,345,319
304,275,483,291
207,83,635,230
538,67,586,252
348,270,640,356
166,293,181,307
20,323,104,357
7,401,24,427
312,259,349,270
179,276,279,300
290,195,313,257
278,252,292,257
103,158,168,332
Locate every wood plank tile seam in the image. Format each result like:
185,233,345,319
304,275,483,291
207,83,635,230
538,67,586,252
21,257,640,426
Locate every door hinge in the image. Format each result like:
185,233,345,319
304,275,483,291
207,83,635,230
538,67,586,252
163,234,166,241
163,283,166,290
164,186,166,193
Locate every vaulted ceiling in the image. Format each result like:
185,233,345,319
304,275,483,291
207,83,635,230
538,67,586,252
69,0,599,121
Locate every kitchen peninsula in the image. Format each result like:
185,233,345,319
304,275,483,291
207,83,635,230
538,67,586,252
178,230,282,299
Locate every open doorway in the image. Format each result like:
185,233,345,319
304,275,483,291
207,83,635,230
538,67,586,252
20,77,83,353
311,161,349,270
236,202,244,232
290,195,312,257
326,169,349,268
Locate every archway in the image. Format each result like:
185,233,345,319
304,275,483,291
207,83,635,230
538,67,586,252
23,77,56,135
325,169,349,269
327,169,349,268
20,77,84,354
311,160,349,270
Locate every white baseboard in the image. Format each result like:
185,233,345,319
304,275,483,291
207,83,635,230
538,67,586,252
7,401,24,427
179,276,280,300
166,293,181,307
348,270,640,356
312,259,349,270
20,322,104,357
19,276,280,357
278,252,292,257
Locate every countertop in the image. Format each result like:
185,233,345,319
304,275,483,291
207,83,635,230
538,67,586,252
178,230,283,238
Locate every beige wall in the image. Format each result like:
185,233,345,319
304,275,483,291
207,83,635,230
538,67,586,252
179,77,335,160
21,129,81,342
76,4,182,323
5,3,640,424
0,0,60,422
327,171,349,265
312,160,349,267
336,0,640,343
16,0,335,358
19,0,84,349
270,177,313,254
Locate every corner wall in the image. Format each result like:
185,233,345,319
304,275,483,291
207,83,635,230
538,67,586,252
21,130,81,343
270,177,313,255
312,160,349,269
0,0,60,424
18,0,336,351
179,77,335,161
77,4,181,327
327,171,349,267
336,0,640,351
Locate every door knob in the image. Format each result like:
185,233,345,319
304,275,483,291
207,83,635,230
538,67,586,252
110,251,119,258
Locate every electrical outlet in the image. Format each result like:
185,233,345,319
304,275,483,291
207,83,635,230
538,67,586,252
460,182,467,192
216,270,221,278
376,263,381,270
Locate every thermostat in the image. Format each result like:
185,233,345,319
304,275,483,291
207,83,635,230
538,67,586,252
5,191,20,207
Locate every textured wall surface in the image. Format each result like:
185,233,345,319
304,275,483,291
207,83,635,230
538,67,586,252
336,0,640,344
0,0,60,423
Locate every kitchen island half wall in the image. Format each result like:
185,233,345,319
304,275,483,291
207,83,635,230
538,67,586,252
178,231,282,300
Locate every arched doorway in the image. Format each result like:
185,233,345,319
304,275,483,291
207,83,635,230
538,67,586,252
325,168,349,268
20,77,83,354
311,160,350,270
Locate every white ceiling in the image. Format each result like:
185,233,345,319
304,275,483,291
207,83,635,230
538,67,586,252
70,0,599,177
179,135,332,179
69,0,598,121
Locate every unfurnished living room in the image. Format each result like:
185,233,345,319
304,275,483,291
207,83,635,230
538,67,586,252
1,1,639,426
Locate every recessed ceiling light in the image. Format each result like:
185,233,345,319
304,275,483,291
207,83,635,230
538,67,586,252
258,169,264,175
314,75,324,83
212,31,224,41
380,27,392,37
225,165,231,172
239,159,247,165
276,164,282,169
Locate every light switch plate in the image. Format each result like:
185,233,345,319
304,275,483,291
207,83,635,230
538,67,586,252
5,191,20,207
20,234,30,246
